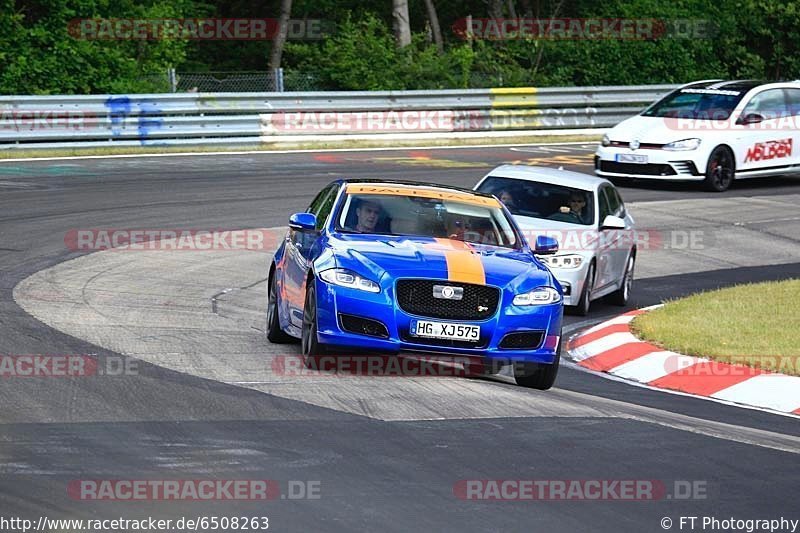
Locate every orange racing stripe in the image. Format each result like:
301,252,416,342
346,184,500,208
432,238,486,285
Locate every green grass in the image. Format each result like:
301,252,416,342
631,279,800,376
0,134,601,160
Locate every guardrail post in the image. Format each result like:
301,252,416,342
273,68,285,92
168,68,177,93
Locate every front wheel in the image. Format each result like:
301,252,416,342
301,277,328,364
703,146,735,192
569,263,594,316
514,341,561,390
266,272,294,343
608,253,635,306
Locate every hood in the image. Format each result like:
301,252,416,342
514,215,593,232
514,216,600,255
328,233,552,292
608,114,717,145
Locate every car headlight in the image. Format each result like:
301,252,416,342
601,134,611,147
319,268,380,293
663,138,701,151
513,287,562,306
538,254,585,269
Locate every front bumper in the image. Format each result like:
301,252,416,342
313,278,562,365
594,146,705,181
549,261,591,307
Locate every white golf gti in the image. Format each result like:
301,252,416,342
475,165,636,316
595,79,800,191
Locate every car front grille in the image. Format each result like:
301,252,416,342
599,161,677,176
395,279,500,320
609,141,665,149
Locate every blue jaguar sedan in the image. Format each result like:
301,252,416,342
267,180,564,389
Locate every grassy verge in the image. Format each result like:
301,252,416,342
631,279,800,376
0,134,601,160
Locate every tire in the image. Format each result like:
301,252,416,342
570,263,594,316
301,276,328,364
266,271,294,343
703,146,735,192
514,341,561,390
608,253,635,306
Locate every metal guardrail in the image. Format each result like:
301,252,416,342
0,85,679,150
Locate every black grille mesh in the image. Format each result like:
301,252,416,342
499,331,544,350
339,314,389,338
396,279,499,320
599,161,677,176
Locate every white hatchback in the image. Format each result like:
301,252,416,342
595,80,800,191
475,165,636,315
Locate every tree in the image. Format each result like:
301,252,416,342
422,0,443,53
392,0,411,48
269,0,293,72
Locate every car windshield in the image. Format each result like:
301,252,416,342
336,187,520,248
641,88,746,120
477,176,595,226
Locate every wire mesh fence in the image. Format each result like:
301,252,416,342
135,69,529,93
137,70,328,92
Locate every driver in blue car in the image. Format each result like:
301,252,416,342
353,199,382,233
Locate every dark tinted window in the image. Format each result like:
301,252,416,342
314,185,339,230
598,188,611,222
337,192,520,248
642,88,745,120
307,184,335,215
604,186,623,217
476,176,595,226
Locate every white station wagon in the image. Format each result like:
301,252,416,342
595,80,800,191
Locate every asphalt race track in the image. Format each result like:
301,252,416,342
1,143,798,532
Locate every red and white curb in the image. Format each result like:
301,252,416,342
566,306,800,417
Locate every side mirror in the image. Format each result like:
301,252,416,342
289,212,317,232
737,113,764,125
534,235,559,255
601,215,626,230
